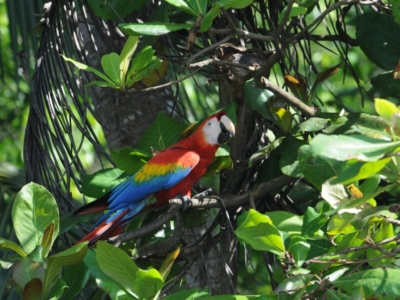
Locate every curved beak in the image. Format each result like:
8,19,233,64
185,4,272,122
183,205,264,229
218,115,235,144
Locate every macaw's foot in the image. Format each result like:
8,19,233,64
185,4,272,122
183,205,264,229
193,188,213,200
180,195,192,210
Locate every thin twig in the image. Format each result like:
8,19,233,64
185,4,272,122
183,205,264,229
177,34,234,73
126,68,201,94
255,77,317,117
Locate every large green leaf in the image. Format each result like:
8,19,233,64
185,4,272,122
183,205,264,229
12,183,59,256
298,145,347,189
279,136,306,177
43,242,88,299
244,80,274,121
235,209,285,256
84,250,135,300
97,241,163,299
332,158,391,185
119,22,193,36
334,269,400,298
309,134,400,162
265,211,303,233
356,12,400,70
59,261,89,300
137,112,188,154
81,168,129,198
111,147,150,175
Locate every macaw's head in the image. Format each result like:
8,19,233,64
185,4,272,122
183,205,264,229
202,112,235,145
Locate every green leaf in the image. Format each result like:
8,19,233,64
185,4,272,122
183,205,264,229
128,46,157,72
309,134,400,162
200,3,221,32
137,112,188,154
244,80,274,121
12,183,59,256
59,261,89,300
298,117,330,132
249,136,284,167
333,268,400,298
332,158,391,185
265,211,303,233
43,242,88,299
278,3,307,24
0,237,27,257
101,53,121,85
111,147,150,174
97,241,163,299
357,12,400,70
235,209,285,256
125,47,162,87
289,236,310,267
223,0,254,9
81,168,129,198
326,289,351,300
275,274,316,293
12,257,45,294
351,206,398,230
87,0,147,20
301,207,328,238
187,0,208,15
165,0,200,16
327,213,356,236
374,98,399,123
159,247,180,281
163,288,209,300
366,221,396,267
279,136,306,177
298,145,347,189
126,56,162,87
61,55,116,86
119,36,139,86
84,250,135,300
119,22,193,36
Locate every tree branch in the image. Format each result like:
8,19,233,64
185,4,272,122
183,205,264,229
107,175,294,245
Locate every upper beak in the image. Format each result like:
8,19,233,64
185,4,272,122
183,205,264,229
218,116,235,144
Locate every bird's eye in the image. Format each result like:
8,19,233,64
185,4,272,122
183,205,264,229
208,122,211,126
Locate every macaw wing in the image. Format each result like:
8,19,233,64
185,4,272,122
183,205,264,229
107,148,200,212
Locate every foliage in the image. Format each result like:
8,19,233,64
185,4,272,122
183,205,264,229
4,0,400,299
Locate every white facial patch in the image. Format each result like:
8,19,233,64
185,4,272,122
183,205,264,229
202,115,235,145
202,117,221,145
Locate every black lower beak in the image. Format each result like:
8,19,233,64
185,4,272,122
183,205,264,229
218,122,234,144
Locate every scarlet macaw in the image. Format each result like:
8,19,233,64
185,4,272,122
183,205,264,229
74,112,235,244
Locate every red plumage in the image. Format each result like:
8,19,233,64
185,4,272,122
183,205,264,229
75,112,235,244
